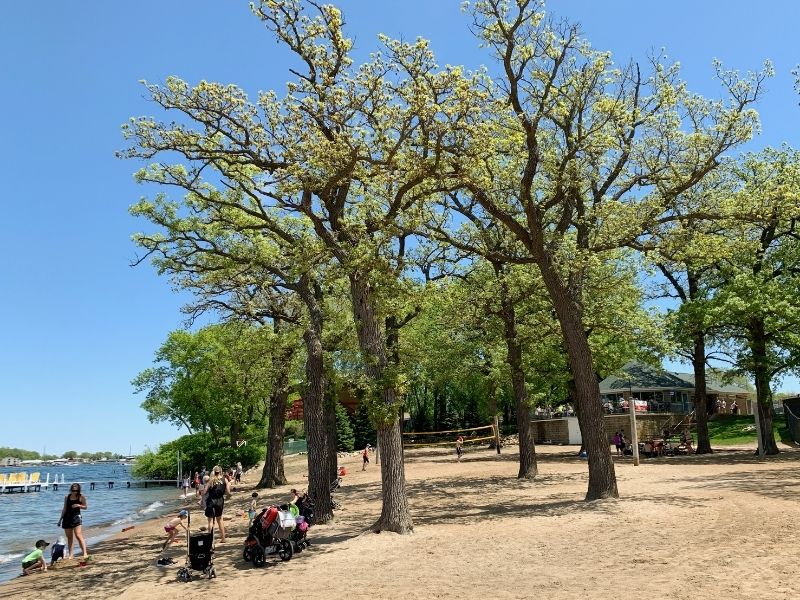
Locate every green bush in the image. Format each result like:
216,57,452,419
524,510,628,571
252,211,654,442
284,420,304,440
133,432,263,479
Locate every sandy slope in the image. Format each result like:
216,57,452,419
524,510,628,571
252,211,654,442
4,443,799,600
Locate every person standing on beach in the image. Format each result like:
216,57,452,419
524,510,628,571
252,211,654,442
58,483,88,560
203,466,231,542
182,476,190,501
362,444,370,471
198,474,210,509
248,492,259,525
455,436,464,461
235,462,242,483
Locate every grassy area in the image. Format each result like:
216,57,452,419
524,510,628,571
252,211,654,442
705,414,792,446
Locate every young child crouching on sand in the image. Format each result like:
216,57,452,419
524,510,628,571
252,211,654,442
161,510,188,551
21,540,49,575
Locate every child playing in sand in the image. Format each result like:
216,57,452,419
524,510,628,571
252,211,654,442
161,510,188,551
21,540,49,576
248,492,259,525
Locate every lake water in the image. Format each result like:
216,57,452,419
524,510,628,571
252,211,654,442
0,463,184,584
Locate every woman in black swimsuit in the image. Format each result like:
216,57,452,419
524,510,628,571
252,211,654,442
59,483,88,559
203,466,230,542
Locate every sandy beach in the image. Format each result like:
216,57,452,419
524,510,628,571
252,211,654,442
4,442,799,600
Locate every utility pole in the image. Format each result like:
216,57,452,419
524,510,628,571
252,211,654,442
628,381,640,467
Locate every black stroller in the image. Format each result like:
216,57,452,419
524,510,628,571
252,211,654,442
243,506,294,567
177,511,216,581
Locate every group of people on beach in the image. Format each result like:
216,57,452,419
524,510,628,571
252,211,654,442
612,428,695,458
21,482,89,576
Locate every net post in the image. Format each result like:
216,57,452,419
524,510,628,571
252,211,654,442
493,415,501,455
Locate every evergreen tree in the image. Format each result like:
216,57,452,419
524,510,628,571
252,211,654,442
335,402,355,452
352,402,377,451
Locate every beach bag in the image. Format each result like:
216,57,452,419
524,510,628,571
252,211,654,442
297,521,309,533
260,506,279,528
295,515,305,525
278,510,296,529
207,483,225,508
288,503,300,518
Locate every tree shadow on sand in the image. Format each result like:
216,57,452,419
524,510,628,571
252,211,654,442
678,466,800,501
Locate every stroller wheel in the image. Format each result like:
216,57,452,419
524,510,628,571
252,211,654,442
243,546,253,562
278,539,293,562
252,545,266,568
177,567,191,582
208,567,216,579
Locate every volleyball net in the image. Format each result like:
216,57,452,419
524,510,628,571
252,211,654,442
402,424,497,448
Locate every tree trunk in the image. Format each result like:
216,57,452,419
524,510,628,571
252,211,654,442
538,262,618,500
750,318,779,455
259,385,289,487
349,272,412,533
324,389,339,483
497,269,537,478
299,280,333,522
691,332,713,454
258,336,295,488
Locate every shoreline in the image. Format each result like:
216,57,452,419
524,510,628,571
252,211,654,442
4,444,800,600
0,458,304,593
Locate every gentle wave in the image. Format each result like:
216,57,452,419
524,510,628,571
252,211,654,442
139,500,165,514
0,553,24,565
111,499,172,526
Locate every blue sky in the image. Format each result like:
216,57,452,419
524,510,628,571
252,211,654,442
1,1,798,455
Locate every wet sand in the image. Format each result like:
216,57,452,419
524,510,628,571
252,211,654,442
4,443,799,600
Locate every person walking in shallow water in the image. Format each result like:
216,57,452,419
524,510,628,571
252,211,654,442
58,483,88,560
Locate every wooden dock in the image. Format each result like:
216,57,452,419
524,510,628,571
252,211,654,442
1,473,178,494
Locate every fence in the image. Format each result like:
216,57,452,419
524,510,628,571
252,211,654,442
283,439,308,454
783,398,800,444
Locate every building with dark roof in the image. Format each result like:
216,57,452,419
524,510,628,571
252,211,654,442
599,361,754,414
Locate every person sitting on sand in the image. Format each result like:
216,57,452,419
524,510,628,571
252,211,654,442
21,540,49,576
681,429,694,454
643,440,653,458
161,510,189,551
622,436,633,456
